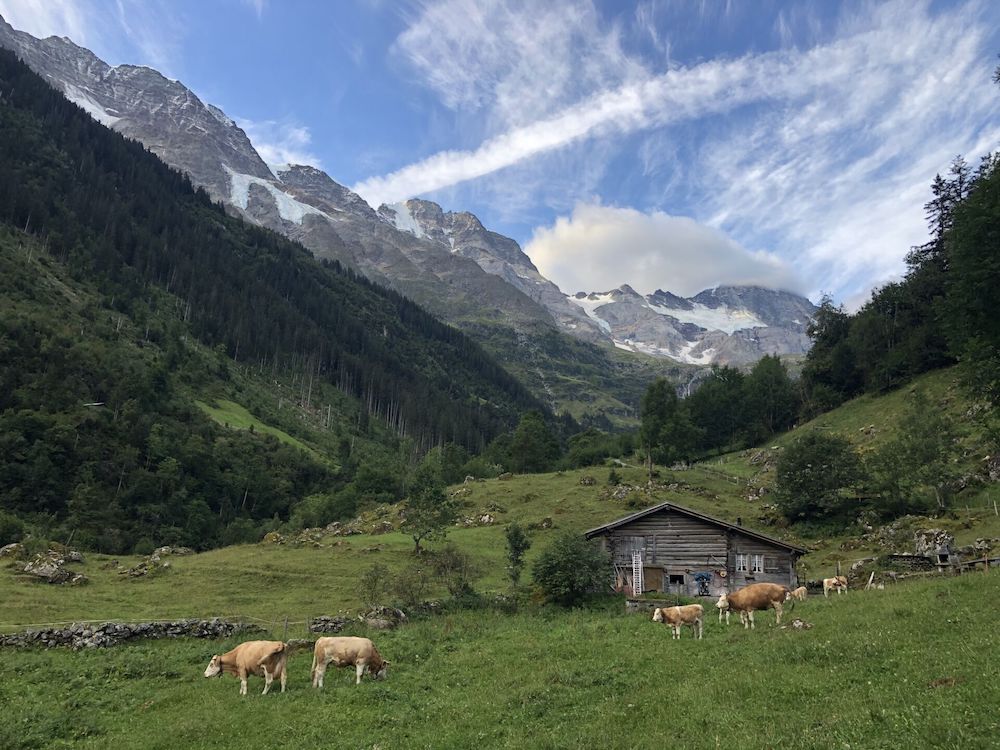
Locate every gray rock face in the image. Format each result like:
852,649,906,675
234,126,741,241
0,15,814,377
0,618,262,650
567,284,816,365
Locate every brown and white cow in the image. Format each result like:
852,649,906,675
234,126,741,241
715,593,731,625
788,586,808,602
823,576,848,597
203,640,287,695
725,582,789,629
652,604,704,640
311,636,389,688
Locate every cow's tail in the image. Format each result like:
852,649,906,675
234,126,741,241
310,649,319,685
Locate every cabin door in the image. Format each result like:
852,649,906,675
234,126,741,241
643,567,663,593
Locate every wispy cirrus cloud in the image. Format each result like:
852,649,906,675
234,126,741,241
359,0,999,304
237,117,322,168
0,0,94,45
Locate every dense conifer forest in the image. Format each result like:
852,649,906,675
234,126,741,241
0,49,551,551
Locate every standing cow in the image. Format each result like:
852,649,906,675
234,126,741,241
652,604,704,639
203,640,288,695
723,583,789,629
823,576,848,597
311,636,389,688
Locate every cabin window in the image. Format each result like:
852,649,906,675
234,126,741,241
736,553,748,572
751,554,764,573
764,556,780,573
668,574,685,586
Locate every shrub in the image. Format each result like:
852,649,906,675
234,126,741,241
532,531,610,605
358,563,391,609
392,562,432,608
0,510,26,545
431,543,482,597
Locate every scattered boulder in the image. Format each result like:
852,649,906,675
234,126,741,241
309,615,349,634
0,542,25,559
261,531,285,545
23,555,72,584
914,529,955,556
359,606,407,630
497,472,513,481
782,618,813,630
579,475,596,486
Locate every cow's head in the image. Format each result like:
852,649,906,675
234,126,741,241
652,608,664,623
716,593,729,609
203,655,223,678
374,661,390,680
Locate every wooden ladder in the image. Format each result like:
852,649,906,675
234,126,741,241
632,550,644,596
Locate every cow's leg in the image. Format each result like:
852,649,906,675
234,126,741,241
725,611,730,626
748,610,755,630
262,666,272,695
279,665,287,693
774,601,783,626
239,670,248,696
356,663,365,684
313,661,326,690
697,618,703,640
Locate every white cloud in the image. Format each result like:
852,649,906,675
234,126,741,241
363,0,1000,305
236,117,322,169
525,202,804,297
0,0,93,45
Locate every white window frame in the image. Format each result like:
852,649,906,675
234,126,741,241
751,554,764,573
736,553,748,572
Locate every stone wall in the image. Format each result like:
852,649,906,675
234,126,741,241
0,618,262,650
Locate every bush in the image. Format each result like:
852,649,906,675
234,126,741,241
358,563,391,608
532,531,610,605
0,510,26,545
431,543,482,597
392,562,432,608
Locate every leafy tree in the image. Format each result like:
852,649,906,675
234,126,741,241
868,391,960,513
640,378,698,479
773,431,863,524
742,356,799,445
531,531,610,605
400,463,459,554
504,521,532,591
944,154,1000,402
508,411,561,474
802,296,861,412
686,365,746,452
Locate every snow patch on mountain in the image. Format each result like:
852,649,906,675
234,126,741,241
384,202,426,239
646,301,767,333
63,83,120,126
225,166,328,224
567,293,613,334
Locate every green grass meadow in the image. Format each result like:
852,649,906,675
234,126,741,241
3,573,999,749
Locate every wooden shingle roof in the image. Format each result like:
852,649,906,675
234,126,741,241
584,500,808,554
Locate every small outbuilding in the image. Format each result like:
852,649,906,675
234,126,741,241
585,501,806,598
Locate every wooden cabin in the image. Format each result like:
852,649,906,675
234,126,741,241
585,501,806,598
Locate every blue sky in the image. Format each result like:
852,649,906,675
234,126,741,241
2,0,999,306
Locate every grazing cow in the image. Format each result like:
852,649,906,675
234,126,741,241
823,576,848,597
203,640,287,696
726,582,789,629
715,593,731,625
788,586,808,602
652,604,704,639
311,636,389,688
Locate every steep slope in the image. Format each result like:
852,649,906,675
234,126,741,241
569,284,816,365
0,47,546,452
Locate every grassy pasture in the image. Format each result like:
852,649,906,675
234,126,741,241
3,573,998,749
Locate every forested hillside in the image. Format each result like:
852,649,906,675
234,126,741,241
0,49,551,552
